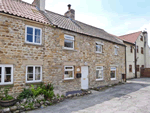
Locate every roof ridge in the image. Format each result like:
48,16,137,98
119,31,142,37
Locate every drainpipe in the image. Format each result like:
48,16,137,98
125,45,127,82
135,42,137,78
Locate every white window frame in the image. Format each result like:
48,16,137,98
64,66,74,80
110,67,116,80
96,66,104,81
64,35,74,50
0,65,13,85
26,65,42,83
96,42,103,53
114,45,119,55
25,25,42,45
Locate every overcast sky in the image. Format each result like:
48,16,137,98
23,0,150,45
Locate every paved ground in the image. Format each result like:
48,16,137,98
28,78,150,113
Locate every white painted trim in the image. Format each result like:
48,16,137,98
96,44,103,53
64,66,74,80
26,65,42,83
25,25,42,45
96,41,104,45
0,65,13,85
115,45,119,48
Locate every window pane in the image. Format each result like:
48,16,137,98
96,45,102,52
27,27,33,34
0,67,1,75
64,71,73,78
65,35,74,40
35,29,41,36
35,36,40,43
96,70,103,79
27,74,33,81
0,67,1,83
5,67,11,74
96,67,102,70
27,35,33,42
35,73,40,80
65,67,73,69
64,40,73,48
27,67,33,73
35,67,40,74
111,71,115,78
5,75,11,82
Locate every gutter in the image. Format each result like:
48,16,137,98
125,45,127,81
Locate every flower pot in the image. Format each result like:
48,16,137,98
0,99,17,107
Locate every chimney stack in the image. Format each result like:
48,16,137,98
32,0,45,11
64,4,75,20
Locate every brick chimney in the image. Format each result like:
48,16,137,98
64,4,75,20
32,0,45,11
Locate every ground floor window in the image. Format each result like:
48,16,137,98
96,66,103,80
64,66,74,80
0,65,13,85
110,67,116,80
26,66,42,83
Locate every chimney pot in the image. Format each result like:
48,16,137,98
68,4,71,10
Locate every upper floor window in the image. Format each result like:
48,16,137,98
129,65,132,72
64,35,74,50
96,66,103,80
141,65,144,68
26,66,42,83
64,66,74,80
0,65,13,85
25,25,42,45
137,46,139,53
96,42,103,53
140,36,143,41
114,45,119,55
130,46,133,53
141,47,144,54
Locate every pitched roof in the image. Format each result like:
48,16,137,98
118,31,142,44
0,0,124,45
44,10,124,45
0,0,49,24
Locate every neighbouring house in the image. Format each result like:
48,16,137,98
0,0,126,95
118,31,150,79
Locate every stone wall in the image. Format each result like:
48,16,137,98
0,14,126,95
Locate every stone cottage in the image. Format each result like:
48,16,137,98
0,0,126,94
118,31,149,79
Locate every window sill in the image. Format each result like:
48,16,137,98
62,47,77,52
0,83,13,86
63,78,74,81
95,52,104,54
114,54,118,56
111,78,116,81
26,81,43,84
96,79,104,82
24,42,44,47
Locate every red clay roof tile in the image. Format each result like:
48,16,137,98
0,0,49,24
118,31,142,44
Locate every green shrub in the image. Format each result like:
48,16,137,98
1,87,14,100
17,88,33,100
30,85,42,98
41,83,54,100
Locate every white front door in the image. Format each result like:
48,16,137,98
81,66,89,89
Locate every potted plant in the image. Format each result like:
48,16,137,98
0,87,17,107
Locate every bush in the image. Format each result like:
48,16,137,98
1,87,14,101
17,89,33,100
41,83,54,100
30,85,42,98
